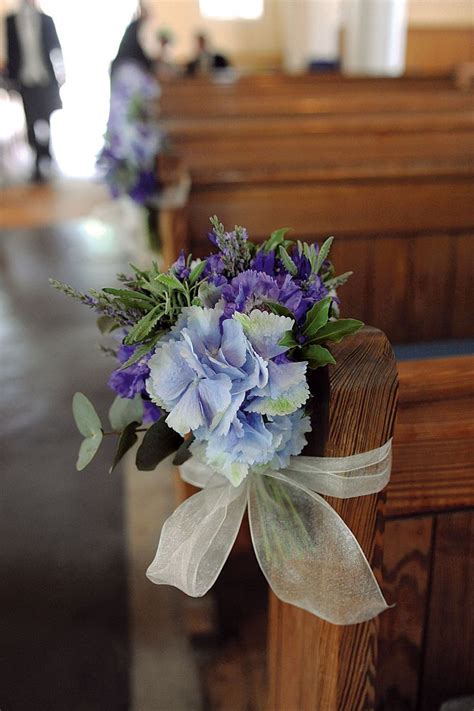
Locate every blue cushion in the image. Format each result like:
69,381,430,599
394,340,474,361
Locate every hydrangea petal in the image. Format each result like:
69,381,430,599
234,310,294,359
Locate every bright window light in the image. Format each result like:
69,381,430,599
199,0,264,20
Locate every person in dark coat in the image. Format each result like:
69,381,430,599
6,0,64,180
185,33,230,77
111,2,154,78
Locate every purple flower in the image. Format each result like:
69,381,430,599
108,343,160,424
171,251,191,280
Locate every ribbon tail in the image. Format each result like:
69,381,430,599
248,471,389,625
147,478,248,597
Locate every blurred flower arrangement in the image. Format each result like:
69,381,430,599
51,217,361,479
97,61,163,204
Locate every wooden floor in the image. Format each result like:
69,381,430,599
0,180,109,229
0,182,204,711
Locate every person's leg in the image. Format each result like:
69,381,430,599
20,87,41,177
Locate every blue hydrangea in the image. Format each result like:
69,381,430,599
146,304,267,437
146,304,311,485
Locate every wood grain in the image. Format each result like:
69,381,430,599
267,327,398,711
452,233,474,339
376,517,434,711
420,511,474,711
387,356,474,517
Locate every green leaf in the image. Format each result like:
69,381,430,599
173,436,195,466
119,336,161,370
124,305,164,345
315,236,334,274
278,246,298,276
324,271,353,290
311,318,364,344
109,394,143,431
155,273,187,294
189,260,206,285
302,296,332,338
265,302,295,319
102,288,154,304
110,422,139,473
263,227,291,253
302,345,336,370
279,331,298,348
72,393,102,438
97,315,120,335
136,416,183,471
76,431,103,471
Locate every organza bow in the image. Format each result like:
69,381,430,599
146,441,392,625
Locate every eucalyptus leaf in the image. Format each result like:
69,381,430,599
302,345,336,370
109,394,143,431
278,246,298,276
72,392,102,438
302,296,332,338
76,431,103,471
311,318,364,344
136,416,183,471
315,236,334,274
110,422,139,473
173,436,195,466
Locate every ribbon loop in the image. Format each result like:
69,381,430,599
249,470,389,625
147,442,393,624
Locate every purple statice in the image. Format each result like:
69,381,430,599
171,251,191,281
108,343,161,424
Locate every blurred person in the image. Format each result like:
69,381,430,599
5,0,64,181
185,32,230,77
111,0,156,78
156,28,179,81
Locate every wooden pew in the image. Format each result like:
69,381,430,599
158,77,474,343
179,350,473,710
268,352,474,711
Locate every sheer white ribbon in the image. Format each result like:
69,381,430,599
146,440,392,625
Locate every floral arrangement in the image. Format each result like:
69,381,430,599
52,217,361,479
98,61,163,204
50,218,392,625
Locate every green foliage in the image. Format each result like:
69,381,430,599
119,336,161,370
173,435,195,466
263,227,291,254
97,315,120,335
77,432,103,471
311,318,364,344
301,344,336,370
110,422,139,473
189,260,206,285
136,416,183,471
72,393,103,471
108,394,143,431
303,297,332,339
278,245,298,276
73,392,102,438
124,305,165,345
314,236,334,274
